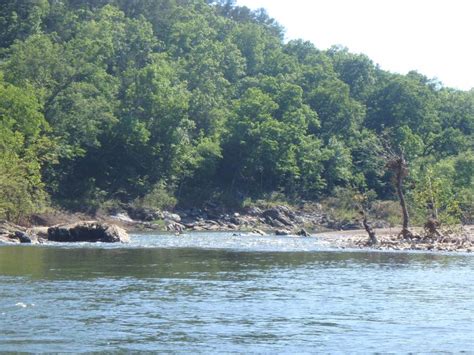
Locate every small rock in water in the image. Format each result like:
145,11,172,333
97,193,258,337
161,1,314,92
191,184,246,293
252,229,267,236
13,231,32,243
296,228,310,237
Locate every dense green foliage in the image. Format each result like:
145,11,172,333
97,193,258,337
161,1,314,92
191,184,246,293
0,0,472,222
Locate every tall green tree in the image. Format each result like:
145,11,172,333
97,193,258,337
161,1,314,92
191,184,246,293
0,0,49,49
0,74,52,220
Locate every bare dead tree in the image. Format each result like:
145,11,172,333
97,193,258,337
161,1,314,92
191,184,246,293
353,191,378,245
381,142,414,239
360,209,377,245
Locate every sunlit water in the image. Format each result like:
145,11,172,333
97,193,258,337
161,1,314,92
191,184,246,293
1,232,473,352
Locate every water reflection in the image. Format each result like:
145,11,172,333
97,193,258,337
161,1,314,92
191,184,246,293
0,235,473,353
0,243,470,280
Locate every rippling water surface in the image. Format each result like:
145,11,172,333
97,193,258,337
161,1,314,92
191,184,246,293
1,232,473,352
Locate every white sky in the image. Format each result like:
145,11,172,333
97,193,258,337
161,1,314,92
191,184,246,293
236,0,474,90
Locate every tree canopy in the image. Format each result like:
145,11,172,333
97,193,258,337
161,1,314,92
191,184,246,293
0,0,472,221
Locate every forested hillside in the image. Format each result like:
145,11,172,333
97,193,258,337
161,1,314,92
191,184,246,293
0,0,472,223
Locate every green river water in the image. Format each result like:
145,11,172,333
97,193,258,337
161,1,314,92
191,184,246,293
1,232,473,352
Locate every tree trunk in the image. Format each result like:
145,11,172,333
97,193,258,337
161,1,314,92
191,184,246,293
394,157,412,238
427,175,438,219
361,210,377,245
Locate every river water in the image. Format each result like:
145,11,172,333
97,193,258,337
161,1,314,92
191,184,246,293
1,232,473,352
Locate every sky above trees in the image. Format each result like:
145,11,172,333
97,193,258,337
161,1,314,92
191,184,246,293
236,0,474,90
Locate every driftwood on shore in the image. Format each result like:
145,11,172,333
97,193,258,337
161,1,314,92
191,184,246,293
349,227,474,252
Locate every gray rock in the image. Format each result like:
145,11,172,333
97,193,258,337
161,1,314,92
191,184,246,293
277,205,296,220
252,229,267,236
163,211,181,223
127,207,163,221
229,217,241,225
293,216,306,224
0,220,38,244
296,228,310,237
245,206,263,216
48,221,129,243
27,226,49,239
182,222,196,229
262,207,294,226
14,231,32,243
165,221,185,233
265,216,285,228
111,212,134,223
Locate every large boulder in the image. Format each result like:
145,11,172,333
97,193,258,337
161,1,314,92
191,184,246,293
48,221,129,243
126,206,163,221
262,206,294,226
0,220,36,244
163,211,181,223
244,206,263,216
165,221,185,233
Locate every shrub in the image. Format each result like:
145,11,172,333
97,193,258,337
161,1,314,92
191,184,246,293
134,181,177,210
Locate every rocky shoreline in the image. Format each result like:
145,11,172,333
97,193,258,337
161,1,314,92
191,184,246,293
1,205,473,253
314,226,474,253
0,220,129,244
110,204,385,235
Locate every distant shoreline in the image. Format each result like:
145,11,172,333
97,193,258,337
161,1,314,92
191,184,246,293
1,206,473,252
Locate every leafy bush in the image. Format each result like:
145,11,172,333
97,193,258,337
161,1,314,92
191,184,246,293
321,187,362,222
134,181,177,211
0,152,48,222
411,153,473,225
371,200,402,227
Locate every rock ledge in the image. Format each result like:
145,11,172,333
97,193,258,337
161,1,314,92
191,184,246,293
48,221,129,243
